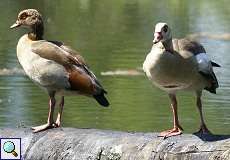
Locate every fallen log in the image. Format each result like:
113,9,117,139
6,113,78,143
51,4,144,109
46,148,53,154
0,128,229,160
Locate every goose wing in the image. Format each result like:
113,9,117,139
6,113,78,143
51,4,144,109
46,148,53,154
173,38,220,93
31,40,107,96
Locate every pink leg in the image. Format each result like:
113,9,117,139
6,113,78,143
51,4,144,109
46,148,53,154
32,92,56,133
195,91,211,134
159,94,183,138
55,96,64,127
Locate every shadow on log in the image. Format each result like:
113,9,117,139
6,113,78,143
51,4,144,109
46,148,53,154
0,128,229,160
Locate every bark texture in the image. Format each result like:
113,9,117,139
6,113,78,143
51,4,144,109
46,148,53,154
0,128,229,160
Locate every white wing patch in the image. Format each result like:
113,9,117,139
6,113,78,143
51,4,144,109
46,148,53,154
195,53,212,73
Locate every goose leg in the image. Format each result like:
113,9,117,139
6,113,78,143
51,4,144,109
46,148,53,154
195,91,211,134
55,96,64,127
32,92,56,133
159,94,183,138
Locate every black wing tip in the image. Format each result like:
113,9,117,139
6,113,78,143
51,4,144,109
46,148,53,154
205,87,217,94
206,85,218,94
94,94,110,107
211,61,221,67
199,71,219,94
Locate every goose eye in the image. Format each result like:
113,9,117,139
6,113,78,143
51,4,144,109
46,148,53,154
163,25,168,33
20,12,28,20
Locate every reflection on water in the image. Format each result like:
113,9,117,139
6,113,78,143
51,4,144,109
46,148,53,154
0,0,229,134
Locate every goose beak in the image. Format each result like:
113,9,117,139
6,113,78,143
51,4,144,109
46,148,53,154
153,39,158,44
153,32,162,44
10,21,21,29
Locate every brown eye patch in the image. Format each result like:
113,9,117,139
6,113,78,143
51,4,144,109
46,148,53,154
19,12,28,20
163,25,168,33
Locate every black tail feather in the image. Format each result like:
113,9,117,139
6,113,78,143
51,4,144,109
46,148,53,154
94,93,109,107
199,71,219,94
211,61,221,67
204,87,216,94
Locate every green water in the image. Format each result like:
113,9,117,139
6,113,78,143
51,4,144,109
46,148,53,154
0,0,229,134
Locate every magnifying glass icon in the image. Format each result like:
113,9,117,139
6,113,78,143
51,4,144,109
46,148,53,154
3,141,18,157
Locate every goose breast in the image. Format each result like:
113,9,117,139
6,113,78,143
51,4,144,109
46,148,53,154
17,34,70,91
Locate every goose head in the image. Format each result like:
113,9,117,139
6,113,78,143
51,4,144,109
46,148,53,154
10,9,43,29
10,9,44,40
153,22,172,44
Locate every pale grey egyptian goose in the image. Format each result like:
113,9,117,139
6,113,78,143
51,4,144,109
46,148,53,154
10,9,109,132
143,22,220,138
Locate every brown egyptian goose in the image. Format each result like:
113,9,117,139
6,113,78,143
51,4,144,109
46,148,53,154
10,9,109,132
143,22,220,138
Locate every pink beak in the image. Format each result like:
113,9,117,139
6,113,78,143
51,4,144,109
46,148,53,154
153,32,162,44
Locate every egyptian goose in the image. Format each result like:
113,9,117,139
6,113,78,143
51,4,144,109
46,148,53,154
143,22,220,138
10,9,109,132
